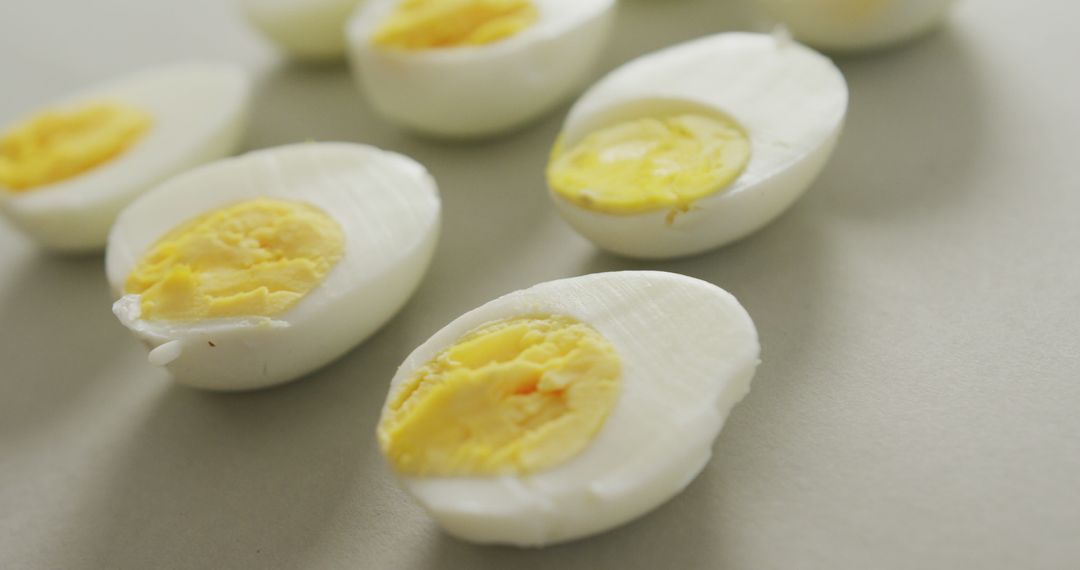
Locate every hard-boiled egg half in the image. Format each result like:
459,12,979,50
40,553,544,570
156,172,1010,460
236,0,364,61
346,0,615,138
377,271,760,546
545,32,848,259
0,63,251,253
106,143,440,391
755,0,955,52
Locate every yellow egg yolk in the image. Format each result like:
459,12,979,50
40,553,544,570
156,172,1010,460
125,198,345,322
0,101,152,192
547,113,752,216
379,315,621,477
371,0,539,50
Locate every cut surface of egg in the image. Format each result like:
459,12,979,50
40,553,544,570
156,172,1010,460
378,271,760,546
237,0,363,60
347,0,615,138
0,63,251,252
755,0,955,51
546,32,848,259
107,142,440,391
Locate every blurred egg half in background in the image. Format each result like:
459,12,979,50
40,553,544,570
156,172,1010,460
347,0,616,138
236,0,364,61
0,63,251,253
754,0,956,52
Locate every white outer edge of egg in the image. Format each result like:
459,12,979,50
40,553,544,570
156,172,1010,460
105,142,441,391
236,0,363,60
382,271,761,546
345,0,615,138
757,0,955,52
0,62,252,253
549,32,849,260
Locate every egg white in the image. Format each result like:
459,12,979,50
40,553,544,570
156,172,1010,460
346,0,615,138
0,62,251,253
548,32,848,259
237,0,363,60
107,142,441,391
381,271,760,546
756,0,955,52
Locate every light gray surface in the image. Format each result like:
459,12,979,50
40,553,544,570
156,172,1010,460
2,1,1079,568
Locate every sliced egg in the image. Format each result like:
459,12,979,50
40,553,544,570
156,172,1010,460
545,32,848,259
106,142,441,391
0,62,251,253
346,0,615,138
378,271,760,546
756,0,955,52
237,0,363,60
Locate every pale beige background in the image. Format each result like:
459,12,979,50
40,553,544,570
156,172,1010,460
2,1,1078,569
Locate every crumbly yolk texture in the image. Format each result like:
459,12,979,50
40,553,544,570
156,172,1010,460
379,315,621,477
371,0,539,50
125,198,345,322
0,101,151,192
547,114,752,215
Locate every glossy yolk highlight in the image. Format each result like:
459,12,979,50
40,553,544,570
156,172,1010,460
125,198,345,321
0,102,151,192
379,315,621,476
547,114,751,215
372,0,539,50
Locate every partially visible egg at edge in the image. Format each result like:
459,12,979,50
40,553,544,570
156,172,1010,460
346,0,616,139
0,62,251,253
236,0,363,61
755,0,956,52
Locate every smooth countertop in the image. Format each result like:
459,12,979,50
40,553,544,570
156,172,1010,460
2,1,1078,568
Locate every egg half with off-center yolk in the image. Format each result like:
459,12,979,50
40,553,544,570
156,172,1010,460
546,32,848,259
346,0,615,138
106,142,441,391
236,0,364,61
0,63,251,253
754,0,956,52
378,271,760,546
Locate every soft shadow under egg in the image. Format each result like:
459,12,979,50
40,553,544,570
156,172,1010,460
821,25,985,220
0,252,130,441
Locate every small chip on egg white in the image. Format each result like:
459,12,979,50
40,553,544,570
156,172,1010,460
546,32,849,259
0,62,251,253
755,0,955,52
236,0,363,61
378,271,760,546
346,0,615,138
106,142,441,391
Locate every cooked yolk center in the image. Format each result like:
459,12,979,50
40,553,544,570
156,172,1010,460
372,0,539,50
0,101,152,192
547,113,752,215
125,198,345,322
379,315,621,477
